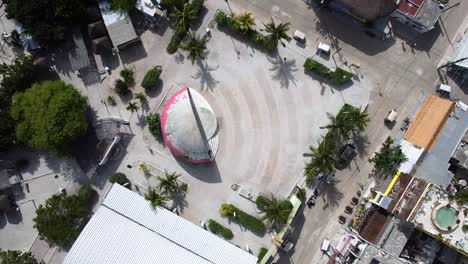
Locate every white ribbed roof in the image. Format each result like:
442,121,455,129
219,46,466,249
64,184,257,264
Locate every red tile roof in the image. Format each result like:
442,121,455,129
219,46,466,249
398,0,426,16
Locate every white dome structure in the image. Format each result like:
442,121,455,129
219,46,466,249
161,87,219,163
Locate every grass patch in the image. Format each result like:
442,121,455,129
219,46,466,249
257,247,268,263
208,219,234,239
219,203,266,235
303,58,353,85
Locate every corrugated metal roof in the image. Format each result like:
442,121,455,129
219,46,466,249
65,184,257,264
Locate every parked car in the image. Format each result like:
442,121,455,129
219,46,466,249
336,144,357,166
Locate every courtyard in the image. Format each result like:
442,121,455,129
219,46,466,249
104,7,371,252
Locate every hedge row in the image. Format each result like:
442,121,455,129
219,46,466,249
257,247,268,263
208,219,234,239
303,58,353,85
220,203,266,235
166,0,205,54
215,11,276,52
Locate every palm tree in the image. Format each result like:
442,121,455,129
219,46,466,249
320,113,353,141
171,3,196,31
157,171,181,195
134,92,147,105
235,12,256,34
126,101,139,113
303,136,337,185
145,187,168,208
349,106,370,132
180,31,207,64
262,18,291,48
138,162,149,174
256,194,293,229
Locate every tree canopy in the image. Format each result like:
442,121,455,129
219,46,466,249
0,250,37,264
369,137,407,176
33,184,95,247
0,56,37,150
256,194,293,229
10,80,88,156
4,0,85,45
110,0,136,12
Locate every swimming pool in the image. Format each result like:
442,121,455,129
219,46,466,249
435,207,457,229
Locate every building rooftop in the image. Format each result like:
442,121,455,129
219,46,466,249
396,0,443,29
414,106,468,187
64,184,257,264
404,95,454,152
451,130,468,169
98,0,138,48
409,185,468,256
378,217,415,257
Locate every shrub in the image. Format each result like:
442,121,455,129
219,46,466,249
215,11,227,26
257,247,268,263
107,96,117,106
229,204,266,234
146,113,162,139
78,184,95,202
463,225,468,232
120,67,134,84
167,28,186,54
208,219,234,239
142,68,161,90
190,0,204,15
160,0,187,12
296,188,306,203
215,11,275,52
114,79,129,96
220,203,234,217
109,172,130,188
303,58,353,85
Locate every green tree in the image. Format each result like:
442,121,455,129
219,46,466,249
120,67,135,84
146,113,162,139
303,135,337,185
256,194,293,229
171,3,196,32
145,187,168,208
0,56,37,150
369,137,407,176
33,185,94,247
0,250,37,264
320,113,353,141
157,171,181,195
110,0,136,12
134,92,147,105
180,31,207,64
262,18,291,48
349,106,370,132
0,56,36,94
109,172,131,188
10,80,88,156
234,12,256,34
160,0,186,13
115,79,130,96
4,0,84,45
126,101,139,113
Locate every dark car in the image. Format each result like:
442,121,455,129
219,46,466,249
336,144,357,167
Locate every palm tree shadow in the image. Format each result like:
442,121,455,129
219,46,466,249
320,182,344,209
171,192,189,214
191,60,220,91
267,54,298,88
135,112,146,128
